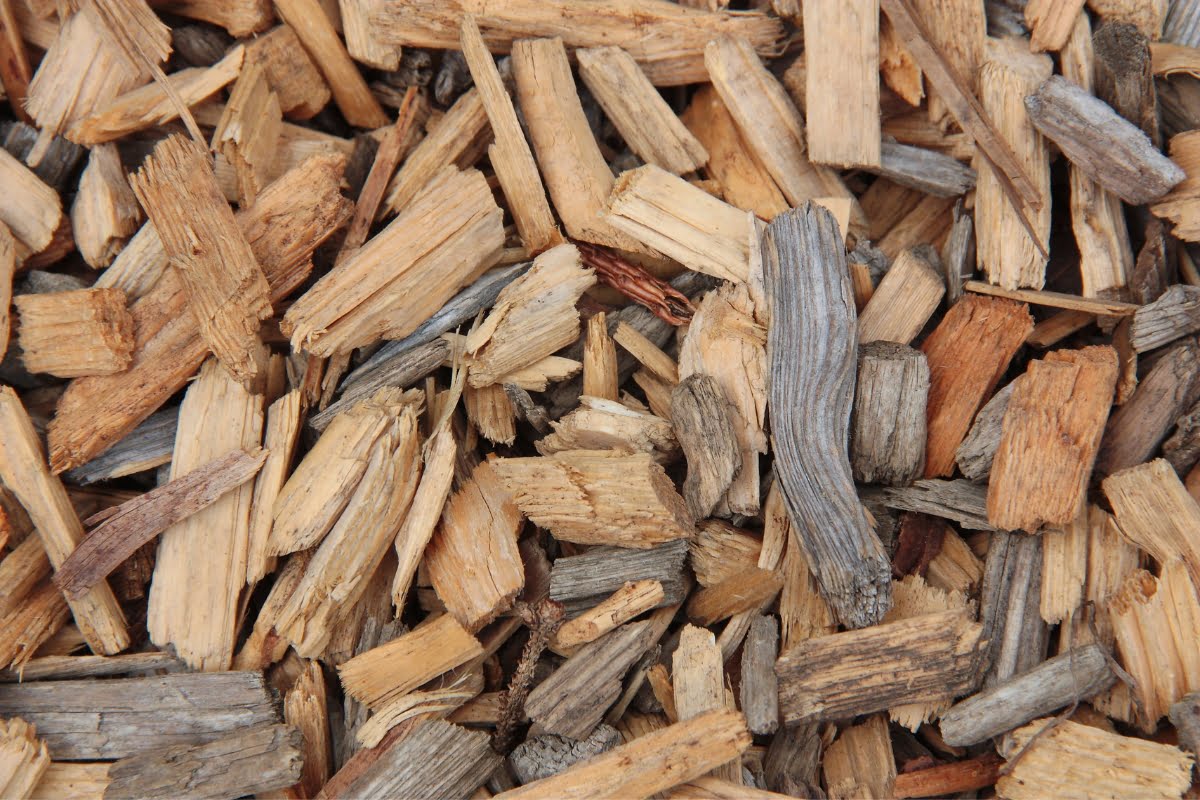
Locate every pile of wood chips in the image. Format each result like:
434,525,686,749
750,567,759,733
5,0,1200,797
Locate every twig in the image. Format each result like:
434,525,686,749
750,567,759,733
492,598,566,754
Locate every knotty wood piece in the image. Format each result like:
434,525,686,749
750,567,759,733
1098,339,1200,475
511,37,644,253
987,346,1119,531
213,58,281,207
0,388,128,655
370,0,783,87
852,341,930,486
1129,284,1200,351
775,609,983,725
706,36,845,207
274,0,387,128
803,0,881,168
548,539,688,615
493,450,692,549
671,374,740,520
606,164,752,285
146,358,262,671
66,46,245,145
577,46,707,175
1026,0,1088,51
954,381,1013,483
872,140,977,198
922,294,1033,477
680,86,788,220
0,147,61,255
981,532,1047,688
15,287,134,378
822,715,895,800
940,644,1114,746
740,613,779,735
129,135,272,388
466,243,595,387
493,709,752,800
54,447,266,600
858,248,945,345
284,166,503,357
104,723,302,800
338,613,483,710
1103,458,1200,588
763,203,891,628
460,16,559,254
976,42,1052,290
426,460,524,631
243,25,331,119
1026,75,1185,204
70,143,140,268
0,671,277,760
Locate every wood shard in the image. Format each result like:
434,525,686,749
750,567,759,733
987,346,1119,531
1104,459,1200,593
803,0,881,168
763,203,892,628
15,287,134,378
822,715,896,800
852,341,930,486
0,717,49,800
857,247,945,345
70,143,141,268
0,147,63,254
213,58,282,207
672,374,741,520
493,450,693,549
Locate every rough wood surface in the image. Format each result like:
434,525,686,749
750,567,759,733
740,613,780,736
803,0,881,168
0,651,181,682
955,381,1013,483
671,374,740,520
764,203,892,628
1103,459,1200,589
872,140,977,197
882,478,997,531
1094,21,1159,146
0,717,49,799
1129,284,1200,352
508,726,621,785
980,532,1047,688
1025,0,1087,51
213,58,281,208
0,671,277,760
15,287,134,378
70,143,141,268
548,539,688,615
939,644,1116,745
852,341,930,487
822,715,896,800
0,147,62,255
582,312,619,402
104,723,302,800
858,247,945,345
1025,75,1185,204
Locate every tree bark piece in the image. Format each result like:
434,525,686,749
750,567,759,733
921,294,1033,477
15,287,134,378
0,671,278,760
740,614,779,735
548,539,688,616
1025,75,1185,204
763,203,892,628
493,709,752,800
54,447,266,600
508,726,621,785
939,644,1115,745
986,346,1119,531
1094,21,1159,145
775,609,983,726
671,374,741,520
0,388,128,655
370,0,784,87
103,723,302,800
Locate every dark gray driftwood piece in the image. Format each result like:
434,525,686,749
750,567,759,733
871,140,977,198
1024,76,1185,205
0,652,184,682
764,723,823,798
548,539,688,616
851,341,929,486
955,381,1015,483
105,723,303,800
763,203,892,629
882,478,998,531
1164,399,1200,475
939,644,1116,746
508,724,621,784
740,614,780,735
546,270,717,419
63,408,178,485
336,720,500,799
1169,692,1200,756
1098,338,1200,476
941,203,975,306
524,620,660,739
671,374,741,519
0,671,279,759
980,531,1047,689
2,121,86,193
309,338,449,431
1093,22,1159,147
1129,285,1200,353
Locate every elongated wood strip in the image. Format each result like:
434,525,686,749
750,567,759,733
548,539,688,615
577,45,707,174
0,652,181,682
687,568,783,626
459,16,559,253
871,140,976,197
369,0,783,86
494,709,751,800
672,374,740,519
1129,284,1200,351
0,388,128,655
964,279,1139,315
0,671,277,760
893,754,1002,799
67,46,244,145
0,223,11,356
987,346,1119,531
803,0,881,168
1027,76,1184,205
391,426,456,609
0,0,32,123
553,581,664,652
245,390,301,584
763,203,891,628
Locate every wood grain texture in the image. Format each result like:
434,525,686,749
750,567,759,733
15,287,134,378
857,247,945,345
548,539,688,615
763,203,891,629
851,341,930,486
803,0,881,168
955,381,1013,483
1129,284,1200,352
672,374,741,520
